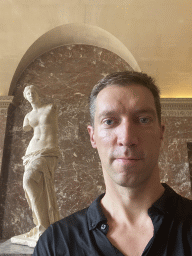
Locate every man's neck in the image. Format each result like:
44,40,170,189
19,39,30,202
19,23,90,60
101,177,165,223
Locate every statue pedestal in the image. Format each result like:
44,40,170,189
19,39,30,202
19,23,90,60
11,235,37,248
0,239,34,255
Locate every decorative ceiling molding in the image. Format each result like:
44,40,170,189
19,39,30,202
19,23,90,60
161,98,192,117
0,96,14,111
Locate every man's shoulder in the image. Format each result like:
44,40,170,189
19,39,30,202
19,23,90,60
177,194,192,218
180,195,192,205
33,207,90,255
57,207,89,229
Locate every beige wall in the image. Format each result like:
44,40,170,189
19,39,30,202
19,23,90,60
0,0,192,97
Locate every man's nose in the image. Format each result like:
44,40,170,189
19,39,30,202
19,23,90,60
117,120,138,147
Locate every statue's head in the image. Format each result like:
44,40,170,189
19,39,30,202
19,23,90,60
23,85,40,104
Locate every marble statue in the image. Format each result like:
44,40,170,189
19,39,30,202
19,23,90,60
11,85,60,247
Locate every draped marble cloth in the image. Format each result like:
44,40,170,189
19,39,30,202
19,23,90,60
22,147,60,235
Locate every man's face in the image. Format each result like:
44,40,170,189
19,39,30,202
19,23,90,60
87,84,164,188
25,88,39,104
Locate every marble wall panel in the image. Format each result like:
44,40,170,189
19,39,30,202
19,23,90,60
0,97,13,174
0,44,133,239
159,116,192,199
0,111,7,172
187,143,192,192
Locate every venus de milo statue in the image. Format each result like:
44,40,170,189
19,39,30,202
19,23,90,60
11,85,60,247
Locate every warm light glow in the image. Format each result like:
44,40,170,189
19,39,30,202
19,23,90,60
161,95,192,98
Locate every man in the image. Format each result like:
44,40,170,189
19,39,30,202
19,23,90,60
33,71,192,255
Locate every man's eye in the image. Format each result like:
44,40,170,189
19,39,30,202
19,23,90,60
103,119,114,125
139,117,151,124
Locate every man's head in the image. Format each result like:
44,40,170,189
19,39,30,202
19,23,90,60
89,71,161,127
87,71,164,189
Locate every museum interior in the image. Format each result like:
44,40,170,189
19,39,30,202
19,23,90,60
0,0,191,254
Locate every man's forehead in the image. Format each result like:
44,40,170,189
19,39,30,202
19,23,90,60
95,84,157,116
96,84,155,104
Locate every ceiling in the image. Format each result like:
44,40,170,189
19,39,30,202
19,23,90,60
0,0,191,97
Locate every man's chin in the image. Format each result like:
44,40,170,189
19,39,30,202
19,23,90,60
111,170,150,189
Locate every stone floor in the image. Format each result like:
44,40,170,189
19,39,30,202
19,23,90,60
0,240,34,255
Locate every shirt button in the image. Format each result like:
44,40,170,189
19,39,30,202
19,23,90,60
100,224,107,230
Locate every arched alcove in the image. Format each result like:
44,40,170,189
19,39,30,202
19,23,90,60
1,23,141,239
1,43,135,239
9,23,140,95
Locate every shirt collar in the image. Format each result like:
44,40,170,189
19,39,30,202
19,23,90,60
87,193,106,230
151,183,180,215
87,183,180,230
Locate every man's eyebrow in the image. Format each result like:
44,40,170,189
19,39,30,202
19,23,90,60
98,108,157,119
134,108,157,116
98,110,118,119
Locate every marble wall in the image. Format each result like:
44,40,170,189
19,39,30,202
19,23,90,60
0,97,13,173
159,99,192,198
187,143,192,189
0,45,192,240
159,116,192,199
0,44,133,239
0,109,7,172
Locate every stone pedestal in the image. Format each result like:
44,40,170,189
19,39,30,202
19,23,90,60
0,239,33,255
11,235,36,248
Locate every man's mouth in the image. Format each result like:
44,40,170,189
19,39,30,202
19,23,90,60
115,157,141,162
116,156,141,160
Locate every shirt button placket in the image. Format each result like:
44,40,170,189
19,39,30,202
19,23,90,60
101,224,107,230
100,223,108,235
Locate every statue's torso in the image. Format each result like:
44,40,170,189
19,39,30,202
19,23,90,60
24,104,58,155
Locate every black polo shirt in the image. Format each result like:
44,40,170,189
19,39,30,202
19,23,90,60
33,184,192,256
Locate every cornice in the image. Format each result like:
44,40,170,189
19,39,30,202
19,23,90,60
0,97,191,116
0,96,14,114
161,98,192,117
0,96,14,107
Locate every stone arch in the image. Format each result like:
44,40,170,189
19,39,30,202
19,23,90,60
9,23,140,95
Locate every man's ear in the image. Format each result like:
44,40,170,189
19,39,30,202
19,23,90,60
87,125,97,148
